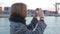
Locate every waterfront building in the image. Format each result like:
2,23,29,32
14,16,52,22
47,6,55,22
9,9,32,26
0,7,2,14
3,7,11,14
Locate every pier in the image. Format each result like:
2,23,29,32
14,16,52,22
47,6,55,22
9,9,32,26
0,14,10,18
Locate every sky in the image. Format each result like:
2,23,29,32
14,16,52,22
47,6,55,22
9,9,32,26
0,0,60,13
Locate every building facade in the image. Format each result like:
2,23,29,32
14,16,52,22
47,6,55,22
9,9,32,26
3,7,11,14
0,7,2,14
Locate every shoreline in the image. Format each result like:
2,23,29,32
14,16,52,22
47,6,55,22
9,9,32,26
0,14,60,18
0,14,10,18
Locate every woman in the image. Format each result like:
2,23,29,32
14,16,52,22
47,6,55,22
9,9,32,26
9,3,47,34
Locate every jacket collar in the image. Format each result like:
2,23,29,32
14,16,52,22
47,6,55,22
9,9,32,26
9,14,26,24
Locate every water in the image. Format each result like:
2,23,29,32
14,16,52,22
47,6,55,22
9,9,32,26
0,16,60,34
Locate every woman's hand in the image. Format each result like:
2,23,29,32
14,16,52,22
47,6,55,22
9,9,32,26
34,9,39,18
38,8,44,17
34,8,44,23
38,8,44,23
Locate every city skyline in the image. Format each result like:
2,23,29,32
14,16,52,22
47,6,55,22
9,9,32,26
0,0,60,13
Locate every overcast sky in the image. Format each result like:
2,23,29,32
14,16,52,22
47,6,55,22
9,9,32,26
0,0,60,13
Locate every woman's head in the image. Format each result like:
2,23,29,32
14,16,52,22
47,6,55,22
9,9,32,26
11,3,27,18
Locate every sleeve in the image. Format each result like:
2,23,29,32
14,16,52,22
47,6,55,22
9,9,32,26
14,22,47,34
26,17,38,30
38,20,47,31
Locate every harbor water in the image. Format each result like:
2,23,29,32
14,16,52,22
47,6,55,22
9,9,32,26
0,16,60,34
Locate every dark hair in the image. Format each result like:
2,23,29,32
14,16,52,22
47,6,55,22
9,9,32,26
36,8,39,10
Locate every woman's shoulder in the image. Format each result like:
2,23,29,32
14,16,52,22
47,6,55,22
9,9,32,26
10,21,26,28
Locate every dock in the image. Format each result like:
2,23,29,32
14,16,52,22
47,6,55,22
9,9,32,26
0,14,10,18
0,14,60,18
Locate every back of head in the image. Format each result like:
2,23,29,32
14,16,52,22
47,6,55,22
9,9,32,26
11,3,27,18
